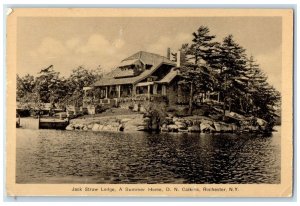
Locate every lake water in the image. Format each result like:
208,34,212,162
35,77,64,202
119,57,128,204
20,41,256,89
16,127,281,184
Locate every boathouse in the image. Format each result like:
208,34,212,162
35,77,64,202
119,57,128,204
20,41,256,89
83,50,189,109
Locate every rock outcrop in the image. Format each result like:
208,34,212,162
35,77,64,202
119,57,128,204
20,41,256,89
66,113,267,134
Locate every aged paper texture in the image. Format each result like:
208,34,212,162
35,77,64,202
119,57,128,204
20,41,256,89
6,8,293,197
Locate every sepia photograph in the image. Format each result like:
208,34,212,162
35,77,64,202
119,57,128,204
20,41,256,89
6,8,293,197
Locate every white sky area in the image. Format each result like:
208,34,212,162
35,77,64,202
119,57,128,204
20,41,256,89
17,17,282,92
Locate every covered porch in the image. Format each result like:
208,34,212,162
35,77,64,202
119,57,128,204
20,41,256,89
83,82,168,106
83,84,133,106
84,84,133,99
134,82,167,99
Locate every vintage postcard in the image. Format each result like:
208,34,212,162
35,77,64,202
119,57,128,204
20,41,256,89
6,8,293,197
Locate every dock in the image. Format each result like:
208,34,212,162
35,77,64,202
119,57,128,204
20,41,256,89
17,117,69,130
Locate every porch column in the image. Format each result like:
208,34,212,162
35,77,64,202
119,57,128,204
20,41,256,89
153,84,158,95
132,85,136,96
105,86,108,99
162,85,166,96
117,85,121,98
147,85,151,99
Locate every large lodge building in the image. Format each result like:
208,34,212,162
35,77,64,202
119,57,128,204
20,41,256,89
83,50,190,109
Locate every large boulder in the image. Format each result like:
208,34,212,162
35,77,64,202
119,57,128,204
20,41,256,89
97,124,104,131
139,106,146,112
104,125,114,131
74,124,82,130
200,122,215,133
168,124,178,132
66,124,74,131
201,119,214,125
92,123,100,131
101,125,108,131
192,120,201,126
172,117,179,123
161,123,168,128
214,122,233,132
160,124,169,132
133,104,139,112
213,122,221,132
188,125,200,133
174,121,187,129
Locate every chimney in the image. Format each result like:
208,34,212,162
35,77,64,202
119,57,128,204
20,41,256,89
176,50,181,67
167,48,171,60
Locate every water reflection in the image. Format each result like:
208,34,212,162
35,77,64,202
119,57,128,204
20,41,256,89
16,128,280,184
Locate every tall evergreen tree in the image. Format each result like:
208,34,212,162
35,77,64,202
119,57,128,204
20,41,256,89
180,62,216,114
217,35,248,115
189,26,218,64
179,26,218,115
244,56,280,126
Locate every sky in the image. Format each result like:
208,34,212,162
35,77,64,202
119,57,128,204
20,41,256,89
17,17,282,92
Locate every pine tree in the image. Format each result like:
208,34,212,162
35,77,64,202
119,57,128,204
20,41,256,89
179,26,218,115
189,26,218,64
217,35,248,116
245,56,280,127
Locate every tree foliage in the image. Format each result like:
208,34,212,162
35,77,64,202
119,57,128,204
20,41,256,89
17,74,35,101
175,26,280,127
62,66,103,106
177,26,218,114
17,65,103,108
16,25,281,128
34,65,67,104
189,26,218,64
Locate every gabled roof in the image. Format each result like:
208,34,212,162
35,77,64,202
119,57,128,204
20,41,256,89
122,51,174,65
93,51,176,86
156,68,179,83
113,69,135,78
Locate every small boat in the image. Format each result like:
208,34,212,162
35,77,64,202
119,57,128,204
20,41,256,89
39,118,69,130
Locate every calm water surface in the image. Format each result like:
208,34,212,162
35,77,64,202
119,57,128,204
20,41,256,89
16,127,281,184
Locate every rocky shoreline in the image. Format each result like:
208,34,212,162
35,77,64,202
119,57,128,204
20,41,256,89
66,113,267,133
